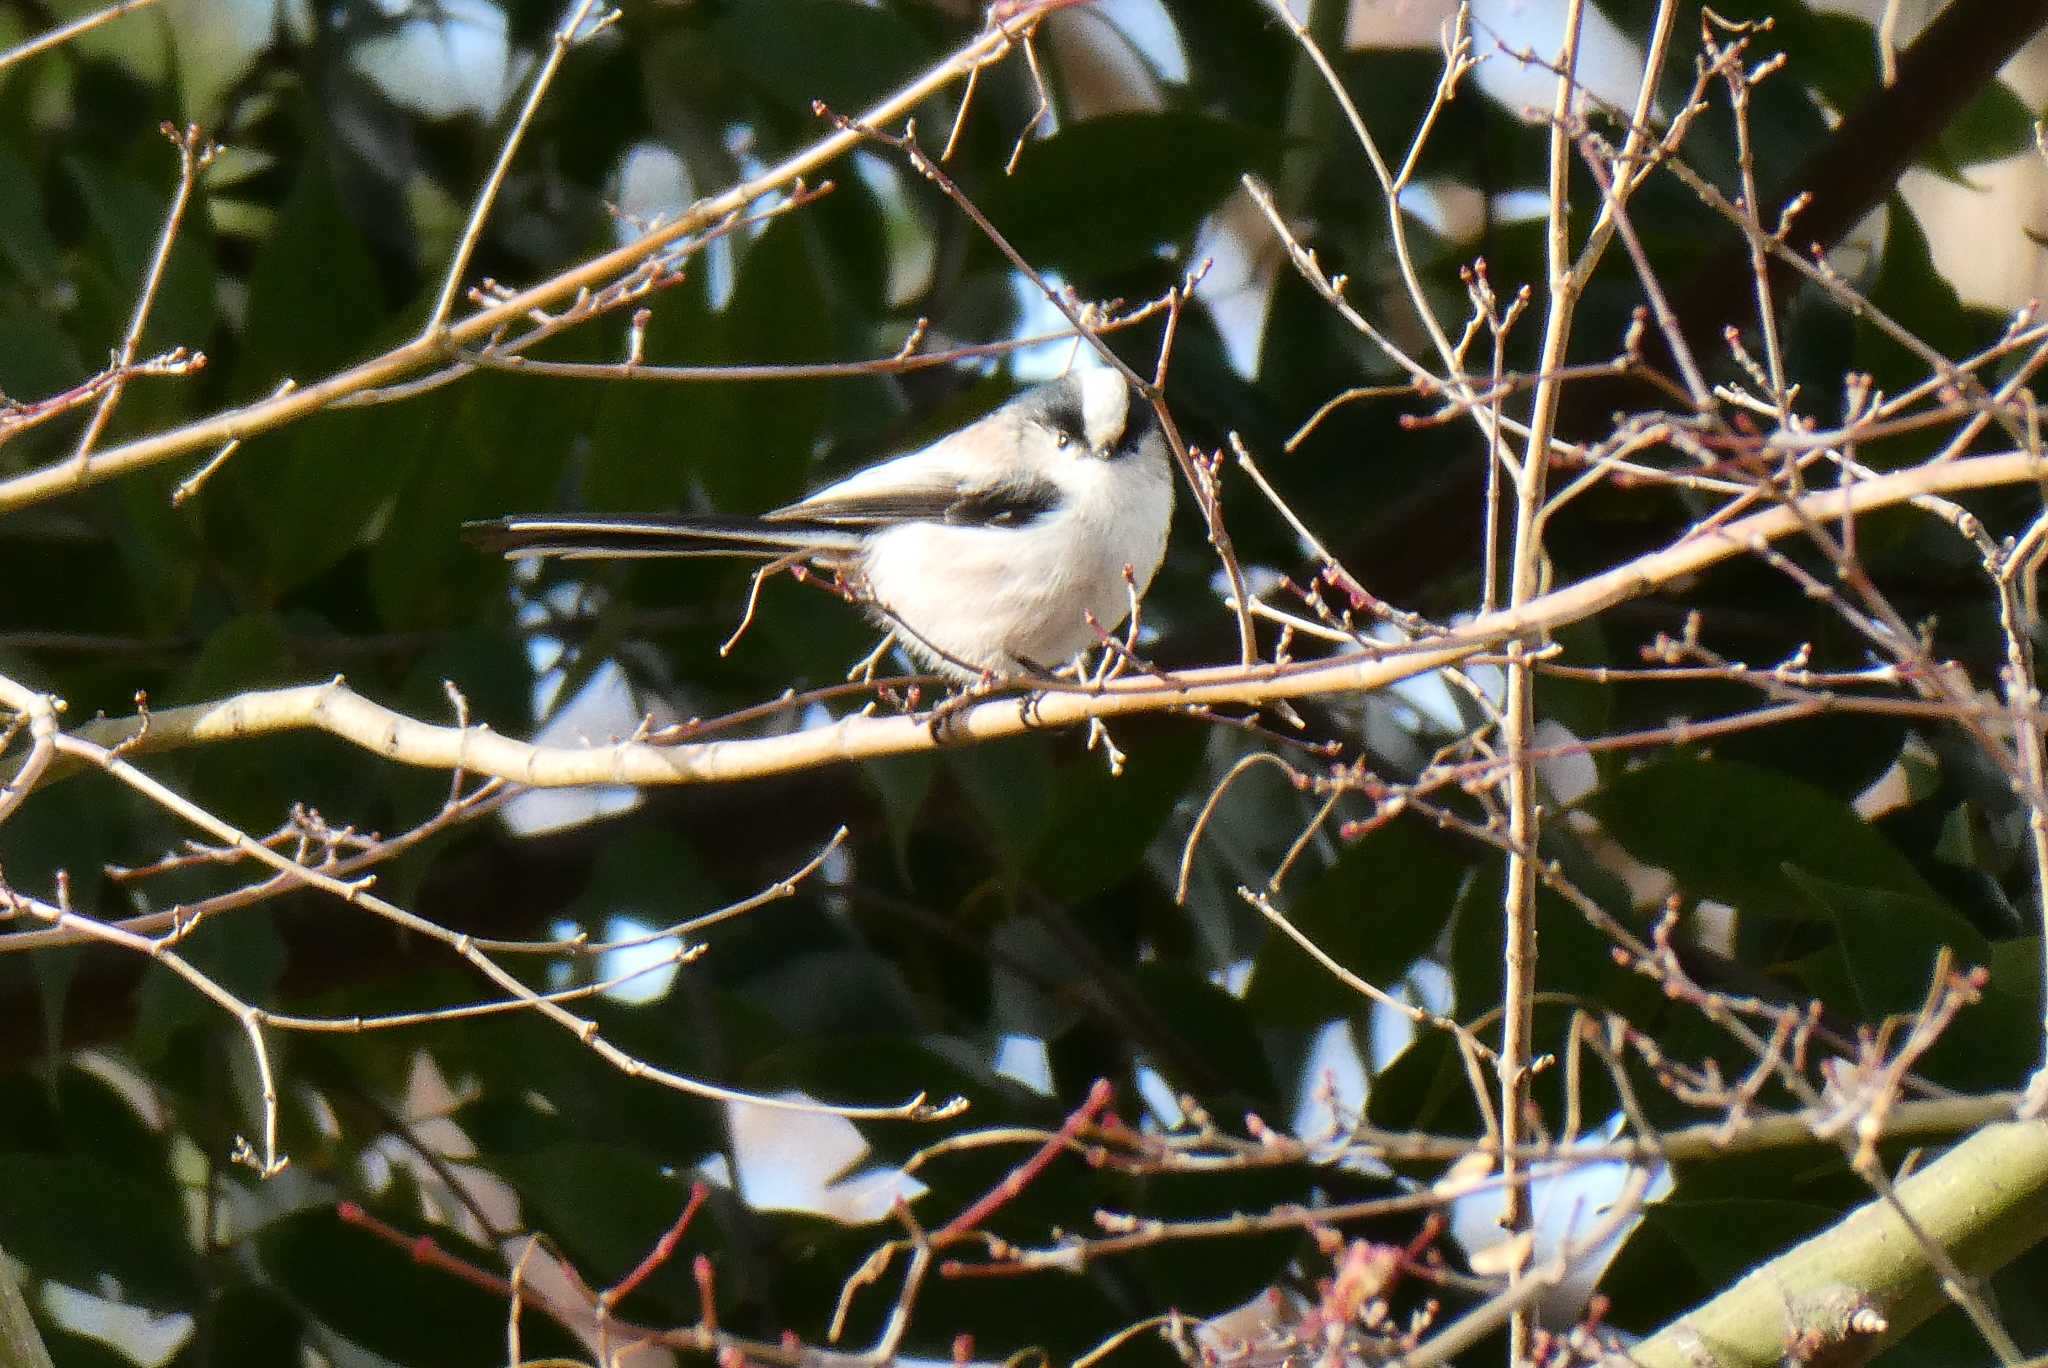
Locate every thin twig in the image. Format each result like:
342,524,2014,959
0,0,167,74
0,13,1035,512
424,0,613,334
69,125,216,472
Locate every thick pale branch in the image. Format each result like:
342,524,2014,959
22,449,2042,789
1631,1120,2048,1368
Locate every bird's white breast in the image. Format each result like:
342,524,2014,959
859,441,1172,677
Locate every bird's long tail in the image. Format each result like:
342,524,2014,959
463,514,864,561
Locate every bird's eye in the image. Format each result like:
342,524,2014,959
1054,431,1072,450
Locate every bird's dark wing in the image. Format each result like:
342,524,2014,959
465,478,1064,561
773,476,1062,530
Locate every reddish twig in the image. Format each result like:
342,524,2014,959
935,1078,1115,1242
601,1182,710,1312
337,1201,516,1298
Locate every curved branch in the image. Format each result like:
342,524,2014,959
17,448,2042,789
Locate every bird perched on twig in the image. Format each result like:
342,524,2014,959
465,369,1175,682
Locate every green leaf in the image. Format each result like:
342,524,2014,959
0,1153,199,1305
113,467,204,628
0,309,86,401
196,1282,307,1368
1028,723,1202,900
494,1143,702,1318
1363,1029,1479,1135
30,946,81,1073
1634,1194,1838,1289
0,1077,57,1153
571,826,714,927
133,915,284,1063
175,612,293,705
708,0,933,117
65,153,216,359
1784,867,1989,1020
584,229,829,514
1930,79,2036,178
978,114,1282,278
862,752,935,872
1933,801,1998,870
234,402,434,594
236,160,383,387
1244,815,1465,1025
370,373,585,630
166,0,270,123
431,1005,729,1161
1601,1192,1840,1332
1132,963,1279,1111
1446,857,1505,1019
1705,710,1909,808
0,140,58,283
63,0,170,81
0,776,127,919
711,222,832,509
1856,193,1971,385
1915,934,2040,1091
1768,9,1876,117
258,1207,516,1367
393,628,533,742
1584,757,1940,921
947,736,1054,877
52,1065,168,1179
36,1327,132,1368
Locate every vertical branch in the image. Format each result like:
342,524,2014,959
423,0,611,336
70,124,216,474
1575,0,1682,270
1266,0,1482,412
1999,513,2048,1116
1473,268,1530,615
1714,22,1794,418
1499,3,1587,1360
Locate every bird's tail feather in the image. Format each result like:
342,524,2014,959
463,514,863,561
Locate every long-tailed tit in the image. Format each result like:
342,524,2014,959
465,369,1175,681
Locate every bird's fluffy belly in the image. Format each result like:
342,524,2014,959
859,518,1128,675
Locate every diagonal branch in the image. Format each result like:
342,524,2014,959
8,448,2041,792
0,7,1045,514
1630,1119,2048,1368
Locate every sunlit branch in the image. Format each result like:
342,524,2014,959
3,709,960,1124
9,449,2043,793
424,0,615,333
0,7,1044,512
0,0,166,74
69,125,216,471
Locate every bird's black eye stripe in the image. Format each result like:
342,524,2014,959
946,477,1063,528
1038,392,1089,452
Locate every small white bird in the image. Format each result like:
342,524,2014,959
466,369,1175,681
